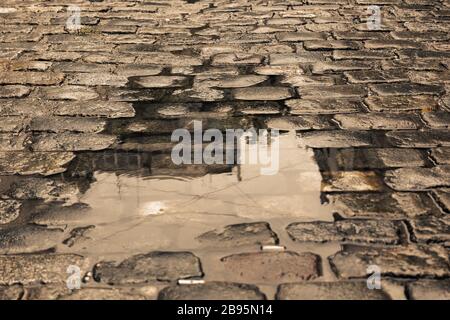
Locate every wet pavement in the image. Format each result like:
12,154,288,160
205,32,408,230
0,0,449,300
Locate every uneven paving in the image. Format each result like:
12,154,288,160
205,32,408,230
0,0,449,300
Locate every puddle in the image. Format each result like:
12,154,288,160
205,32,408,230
59,131,337,265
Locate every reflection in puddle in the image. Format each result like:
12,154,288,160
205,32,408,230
67,131,336,262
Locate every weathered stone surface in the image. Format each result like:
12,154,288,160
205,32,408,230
0,117,27,132
67,73,128,87
195,75,267,88
266,116,333,130
40,86,99,100
304,40,360,50
0,85,31,98
63,225,95,247
434,189,450,212
211,53,262,66
407,281,450,300
0,200,21,225
30,117,106,133
31,133,116,151
197,222,278,248
0,72,64,85
277,282,390,300
298,131,372,148
0,285,24,300
220,251,320,283
0,254,89,285
0,225,64,254
386,130,450,148
287,220,400,244
31,203,91,226
333,50,394,60
270,52,324,65
158,282,266,300
421,112,450,129
365,96,439,112
431,148,450,165
312,61,371,74
345,70,409,84
59,287,153,300
322,171,383,192
327,192,434,219
371,83,444,96
233,87,292,100
334,113,419,130
287,99,364,114
384,166,450,191
0,133,28,151
133,76,188,88
329,245,450,278
93,251,203,284
299,85,367,99
409,216,450,243
0,151,75,176
278,32,326,41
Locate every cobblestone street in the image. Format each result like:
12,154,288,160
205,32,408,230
0,0,449,300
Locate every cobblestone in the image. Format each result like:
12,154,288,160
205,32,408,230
407,281,450,300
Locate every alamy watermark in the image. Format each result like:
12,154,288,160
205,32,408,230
367,265,382,290
66,5,81,32
367,5,382,30
171,121,280,175
66,265,82,290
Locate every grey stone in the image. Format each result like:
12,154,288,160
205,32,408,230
133,76,188,88
59,287,153,300
93,251,203,285
277,282,390,300
0,72,64,85
329,245,450,278
233,87,292,100
0,225,64,254
287,99,364,114
0,285,24,300
431,148,450,165
220,251,320,283
270,52,324,65
384,166,450,191
0,117,28,132
386,130,450,148
158,282,266,300
298,131,372,148
421,112,450,129
195,75,267,88
30,117,106,133
409,216,450,243
0,133,28,151
299,85,367,99
0,151,75,176
0,254,90,285
312,61,371,74
287,220,401,244
322,171,383,192
433,189,450,212
40,86,99,101
345,70,409,83
334,113,419,130
5,177,79,202
31,133,116,151
327,192,434,219
407,281,450,300
0,200,21,224
371,83,444,96
365,96,439,112
67,73,128,87
0,85,31,98
197,222,278,248
266,116,333,130
31,203,91,226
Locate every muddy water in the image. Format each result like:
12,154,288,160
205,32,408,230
59,131,341,290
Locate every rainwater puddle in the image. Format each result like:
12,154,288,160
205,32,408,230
61,131,339,278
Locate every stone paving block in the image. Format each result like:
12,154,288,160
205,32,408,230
0,117,28,133
407,281,450,300
299,85,367,99
276,282,390,300
304,40,360,50
30,117,106,133
433,189,450,212
364,39,422,50
286,99,364,114
132,76,189,88
0,72,64,85
386,130,450,148
327,192,434,219
31,203,91,226
0,85,31,98
0,151,75,176
158,282,266,300
93,251,203,285
0,225,64,255
421,112,450,129
266,116,333,131
329,245,450,278
31,133,116,152
197,222,278,248
233,87,292,100
371,83,444,96
409,215,450,243
384,166,450,191
298,131,372,148
322,171,384,192
0,285,23,300
0,200,21,225
333,50,395,60
39,86,99,101
365,95,439,112
0,254,89,285
220,251,320,283
334,113,419,130
67,73,128,87
195,75,268,88
431,148,450,165
287,219,401,244
345,70,409,84
312,61,372,74
59,287,154,300
270,52,325,65
211,53,263,66
0,133,28,151
277,32,326,41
